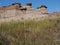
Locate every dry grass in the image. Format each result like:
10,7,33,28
0,17,60,45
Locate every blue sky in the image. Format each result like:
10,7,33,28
0,0,60,13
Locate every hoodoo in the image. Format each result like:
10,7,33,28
0,2,48,22
37,5,48,14
0,3,48,14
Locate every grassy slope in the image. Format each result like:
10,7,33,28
0,17,60,45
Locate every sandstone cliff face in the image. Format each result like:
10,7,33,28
37,7,48,14
0,3,48,14
0,3,49,22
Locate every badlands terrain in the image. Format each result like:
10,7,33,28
0,2,60,45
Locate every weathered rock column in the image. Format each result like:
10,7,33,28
25,3,35,14
37,5,48,14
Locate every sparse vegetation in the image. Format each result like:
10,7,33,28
0,17,60,45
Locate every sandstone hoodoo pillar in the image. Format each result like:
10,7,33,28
26,3,32,8
11,3,22,15
37,5,48,14
25,3,34,14
12,2,22,10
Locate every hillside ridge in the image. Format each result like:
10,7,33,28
0,2,60,22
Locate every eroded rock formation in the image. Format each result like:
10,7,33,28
0,2,48,22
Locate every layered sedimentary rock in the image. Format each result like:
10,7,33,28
37,5,48,14
0,2,48,22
